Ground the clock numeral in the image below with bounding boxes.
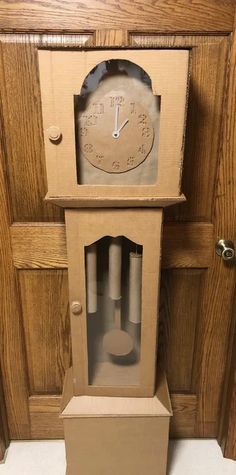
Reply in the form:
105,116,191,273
138,144,146,154
110,96,124,107
142,127,151,138
130,102,136,114
96,153,104,163
79,127,88,137
84,143,93,153
93,103,104,115
81,114,98,126
112,160,120,170
127,157,135,167
138,114,147,125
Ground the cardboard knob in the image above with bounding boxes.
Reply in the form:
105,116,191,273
47,126,61,142
71,301,82,315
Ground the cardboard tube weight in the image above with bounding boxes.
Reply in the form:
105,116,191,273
109,237,122,300
128,252,142,324
86,243,97,314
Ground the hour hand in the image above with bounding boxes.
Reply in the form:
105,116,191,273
112,118,129,139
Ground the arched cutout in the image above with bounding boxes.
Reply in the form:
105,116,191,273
74,58,160,186
80,59,153,96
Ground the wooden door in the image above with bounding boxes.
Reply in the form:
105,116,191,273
0,2,236,454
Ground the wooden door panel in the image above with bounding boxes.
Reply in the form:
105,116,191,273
0,30,235,442
159,269,204,393
19,270,70,394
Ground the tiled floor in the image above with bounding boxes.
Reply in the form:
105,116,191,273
0,439,235,474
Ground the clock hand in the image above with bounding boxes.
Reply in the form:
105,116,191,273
112,118,129,139
117,118,129,133
114,105,119,133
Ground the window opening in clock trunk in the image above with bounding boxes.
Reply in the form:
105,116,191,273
85,235,143,387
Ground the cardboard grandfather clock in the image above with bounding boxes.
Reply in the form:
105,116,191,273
39,48,189,474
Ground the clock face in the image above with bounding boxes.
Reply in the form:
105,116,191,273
79,91,154,174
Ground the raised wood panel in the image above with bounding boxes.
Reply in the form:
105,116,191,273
0,1,234,33
159,270,203,392
28,393,197,439
132,35,229,222
0,43,30,439
10,222,213,270
19,270,71,394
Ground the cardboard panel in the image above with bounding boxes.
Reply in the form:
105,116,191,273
61,368,171,475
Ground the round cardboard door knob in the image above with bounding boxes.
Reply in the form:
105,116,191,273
71,301,82,315
47,126,62,142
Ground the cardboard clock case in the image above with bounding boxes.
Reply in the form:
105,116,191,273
61,367,172,475
38,49,189,208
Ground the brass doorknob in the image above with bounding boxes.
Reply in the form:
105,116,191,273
216,239,235,261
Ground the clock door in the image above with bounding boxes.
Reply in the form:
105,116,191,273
65,209,162,397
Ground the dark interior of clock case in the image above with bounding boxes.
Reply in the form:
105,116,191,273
74,59,161,186
85,236,143,387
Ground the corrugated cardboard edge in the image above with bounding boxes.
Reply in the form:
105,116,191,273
45,193,186,208
60,368,172,419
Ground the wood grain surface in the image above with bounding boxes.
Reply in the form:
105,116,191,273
95,29,128,47
170,394,197,437
159,270,204,392
19,270,71,394
10,222,213,270
0,44,30,439
0,1,234,33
